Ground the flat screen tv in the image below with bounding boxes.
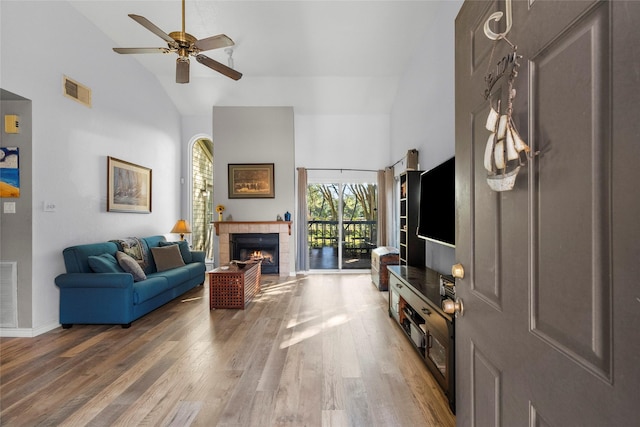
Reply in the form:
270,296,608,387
417,157,455,247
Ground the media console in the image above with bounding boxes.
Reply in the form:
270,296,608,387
387,265,455,413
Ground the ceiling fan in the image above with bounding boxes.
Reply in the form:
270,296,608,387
113,0,242,83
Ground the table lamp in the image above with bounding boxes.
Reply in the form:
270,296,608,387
170,219,192,241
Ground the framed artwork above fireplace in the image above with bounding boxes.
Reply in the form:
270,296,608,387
228,163,275,199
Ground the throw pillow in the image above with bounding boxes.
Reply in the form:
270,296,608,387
150,244,186,272
88,253,124,274
116,251,147,281
159,240,193,263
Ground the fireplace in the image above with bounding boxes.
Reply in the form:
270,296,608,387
230,233,279,274
215,221,291,276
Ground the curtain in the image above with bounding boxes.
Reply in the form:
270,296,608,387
385,167,396,249
296,167,309,272
377,170,387,247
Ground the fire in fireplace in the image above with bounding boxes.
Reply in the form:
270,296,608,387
230,233,279,274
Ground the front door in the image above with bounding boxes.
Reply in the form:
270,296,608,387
455,1,639,425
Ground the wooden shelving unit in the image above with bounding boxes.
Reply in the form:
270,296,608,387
399,170,425,267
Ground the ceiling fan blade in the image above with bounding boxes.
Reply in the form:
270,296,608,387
128,14,175,44
176,58,190,84
196,54,242,81
194,34,234,52
113,47,170,54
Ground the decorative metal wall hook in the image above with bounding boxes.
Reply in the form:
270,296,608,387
484,0,513,41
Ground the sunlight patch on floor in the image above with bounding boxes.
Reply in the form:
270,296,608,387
279,313,351,349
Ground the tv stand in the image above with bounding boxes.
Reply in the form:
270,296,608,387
387,265,455,413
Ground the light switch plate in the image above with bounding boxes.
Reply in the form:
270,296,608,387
44,201,56,212
3,202,16,213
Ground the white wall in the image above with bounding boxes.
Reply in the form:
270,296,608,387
295,114,390,171
389,0,463,273
1,1,183,336
390,0,463,172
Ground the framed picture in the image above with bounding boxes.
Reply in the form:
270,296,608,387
0,147,20,198
107,156,152,213
228,163,275,199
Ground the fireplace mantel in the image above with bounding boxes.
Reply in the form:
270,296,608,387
213,221,292,236
214,221,292,276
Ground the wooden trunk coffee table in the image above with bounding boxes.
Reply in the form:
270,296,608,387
208,261,261,309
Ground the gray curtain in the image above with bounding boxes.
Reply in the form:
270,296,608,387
296,167,308,271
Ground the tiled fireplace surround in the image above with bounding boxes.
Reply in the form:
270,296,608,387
214,221,292,276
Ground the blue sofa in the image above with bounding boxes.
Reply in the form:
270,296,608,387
54,235,206,328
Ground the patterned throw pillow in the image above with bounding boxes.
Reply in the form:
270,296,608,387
159,240,193,263
110,237,149,271
116,251,147,282
150,245,186,272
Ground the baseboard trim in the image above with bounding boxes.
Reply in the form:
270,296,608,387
0,322,60,338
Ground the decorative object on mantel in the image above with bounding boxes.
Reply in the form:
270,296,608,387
216,204,225,221
284,211,291,221
482,0,535,192
276,214,283,221
170,219,191,241
226,214,233,221
228,163,275,199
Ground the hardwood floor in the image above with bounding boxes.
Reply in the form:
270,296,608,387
0,274,455,426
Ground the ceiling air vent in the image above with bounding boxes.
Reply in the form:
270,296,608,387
63,75,92,107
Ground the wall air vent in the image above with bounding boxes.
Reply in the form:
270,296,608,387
0,261,18,328
63,75,92,107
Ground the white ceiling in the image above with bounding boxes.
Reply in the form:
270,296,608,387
69,1,445,116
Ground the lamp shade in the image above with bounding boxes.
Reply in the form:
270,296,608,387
170,220,192,240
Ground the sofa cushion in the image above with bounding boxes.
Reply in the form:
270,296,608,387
150,245,186,272
62,242,120,274
182,262,207,280
87,253,124,274
147,266,191,285
159,240,193,263
133,276,169,304
116,251,147,282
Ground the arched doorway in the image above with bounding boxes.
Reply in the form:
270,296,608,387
191,138,213,260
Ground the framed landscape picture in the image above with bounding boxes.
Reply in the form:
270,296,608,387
228,163,275,199
107,156,152,213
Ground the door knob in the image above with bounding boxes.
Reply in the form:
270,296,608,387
442,297,464,318
451,263,465,279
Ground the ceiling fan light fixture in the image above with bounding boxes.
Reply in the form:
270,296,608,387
225,48,235,69
176,56,190,84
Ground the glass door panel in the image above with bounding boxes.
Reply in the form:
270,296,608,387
307,183,340,269
341,183,377,270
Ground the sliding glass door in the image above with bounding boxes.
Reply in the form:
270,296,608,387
307,180,377,271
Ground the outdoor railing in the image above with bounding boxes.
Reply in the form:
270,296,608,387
308,220,377,254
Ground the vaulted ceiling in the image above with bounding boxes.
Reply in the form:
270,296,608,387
69,1,445,116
